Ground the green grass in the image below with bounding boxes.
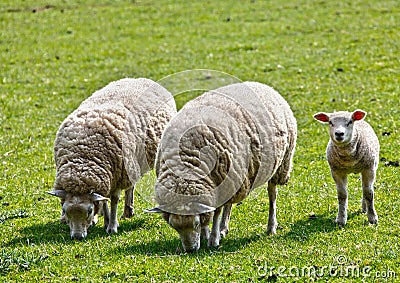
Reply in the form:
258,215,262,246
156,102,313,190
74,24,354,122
1,0,399,282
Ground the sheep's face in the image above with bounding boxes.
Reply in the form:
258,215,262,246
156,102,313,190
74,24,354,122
313,110,366,146
166,213,202,253
62,195,97,240
49,190,109,240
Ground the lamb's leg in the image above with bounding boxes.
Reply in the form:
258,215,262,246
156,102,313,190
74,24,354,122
122,185,134,218
332,171,348,227
220,203,232,238
208,207,222,248
361,169,378,224
106,190,121,234
267,182,278,234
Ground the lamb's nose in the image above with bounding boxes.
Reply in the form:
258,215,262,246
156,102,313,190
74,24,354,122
335,131,344,137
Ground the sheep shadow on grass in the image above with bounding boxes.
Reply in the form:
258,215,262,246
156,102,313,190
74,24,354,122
282,210,363,241
4,218,146,247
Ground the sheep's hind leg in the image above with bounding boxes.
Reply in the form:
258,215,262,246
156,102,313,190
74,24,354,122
208,207,222,248
332,171,348,227
122,185,134,218
267,182,278,234
361,170,378,224
220,203,232,238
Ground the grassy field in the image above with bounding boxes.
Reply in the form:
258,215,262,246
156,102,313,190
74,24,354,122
1,0,399,282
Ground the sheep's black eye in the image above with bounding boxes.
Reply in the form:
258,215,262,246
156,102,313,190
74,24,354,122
347,121,353,127
329,121,333,126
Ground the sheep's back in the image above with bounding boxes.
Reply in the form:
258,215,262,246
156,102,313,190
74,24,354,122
155,81,296,211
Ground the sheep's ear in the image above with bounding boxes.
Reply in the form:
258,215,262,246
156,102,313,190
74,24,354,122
352,110,366,121
48,190,66,199
91,193,110,202
313,112,330,123
144,207,164,213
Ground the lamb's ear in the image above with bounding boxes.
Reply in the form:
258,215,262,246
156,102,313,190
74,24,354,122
91,193,110,202
48,190,67,199
352,109,366,121
144,207,164,213
313,112,330,123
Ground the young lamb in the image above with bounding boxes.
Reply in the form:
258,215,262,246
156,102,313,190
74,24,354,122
49,78,177,240
147,81,297,252
313,109,379,226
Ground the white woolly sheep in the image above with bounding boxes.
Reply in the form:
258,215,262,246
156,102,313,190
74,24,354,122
147,81,297,252
313,109,379,226
49,78,177,240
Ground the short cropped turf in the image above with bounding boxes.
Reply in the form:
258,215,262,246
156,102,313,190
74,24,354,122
0,0,399,282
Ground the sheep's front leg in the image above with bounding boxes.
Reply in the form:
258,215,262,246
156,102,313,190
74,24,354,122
103,201,110,230
220,203,232,238
122,185,134,218
267,182,278,234
201,226,210,241
332,171,348,227
208,207,222,248
107,190,121,234
361,169,378,224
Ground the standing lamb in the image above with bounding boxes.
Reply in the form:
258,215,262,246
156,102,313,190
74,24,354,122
49,78,177,240
147,82,297,252
313,109,379,227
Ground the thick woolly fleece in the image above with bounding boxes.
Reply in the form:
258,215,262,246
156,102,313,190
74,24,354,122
54,78,177,197
154,81,297,214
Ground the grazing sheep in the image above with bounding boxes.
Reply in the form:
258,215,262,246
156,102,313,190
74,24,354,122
313,109,379,226
147,82,297,252
49,78,177,240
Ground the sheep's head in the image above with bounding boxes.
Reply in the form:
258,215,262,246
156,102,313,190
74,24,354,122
313,109,366,146
48,190,109,240
146,206,213,253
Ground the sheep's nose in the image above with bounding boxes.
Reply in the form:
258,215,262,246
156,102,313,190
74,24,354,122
71,233,85,241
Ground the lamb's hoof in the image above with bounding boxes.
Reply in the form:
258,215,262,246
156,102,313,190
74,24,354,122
266,224,277,235
335,219,346,228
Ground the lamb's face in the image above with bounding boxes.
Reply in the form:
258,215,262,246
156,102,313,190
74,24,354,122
327,115,355,145
166,213,202,253
313,110,366,146
62,194,97,240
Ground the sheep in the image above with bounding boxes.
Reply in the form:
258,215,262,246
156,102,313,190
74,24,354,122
147,81,297,252
49,78,177,240
313,109,379,227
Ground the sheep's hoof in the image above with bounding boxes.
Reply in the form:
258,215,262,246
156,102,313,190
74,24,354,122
106,224,118,234
220,228,229,238
208,235,220,248
368,215,378,225
121,207,134,219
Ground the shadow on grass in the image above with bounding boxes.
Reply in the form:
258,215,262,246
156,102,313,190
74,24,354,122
282,210,362,241
113,228,265,256
4,218,146,247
